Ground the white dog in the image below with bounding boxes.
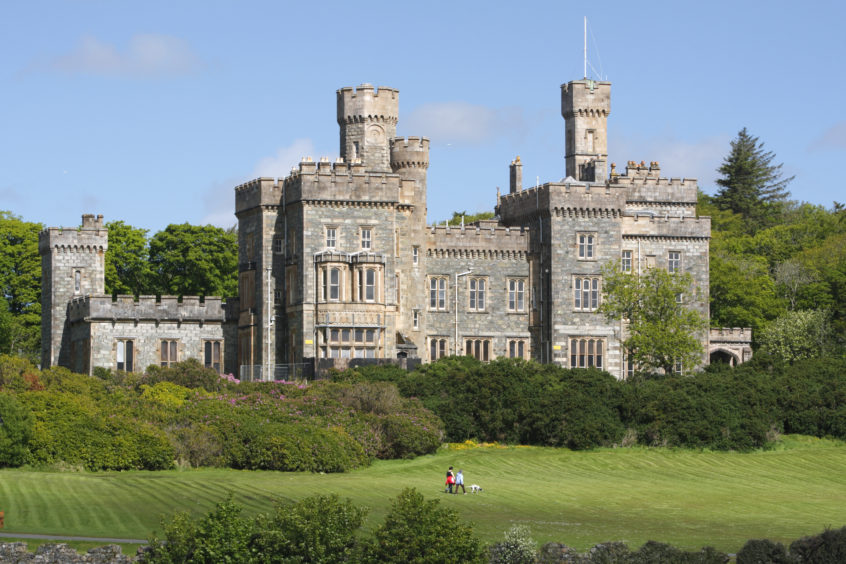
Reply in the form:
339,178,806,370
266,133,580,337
469,484,483,493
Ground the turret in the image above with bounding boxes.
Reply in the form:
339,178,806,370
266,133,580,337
39,214,108,368
561,79,611,182
390,136,430,192
337,84,399,172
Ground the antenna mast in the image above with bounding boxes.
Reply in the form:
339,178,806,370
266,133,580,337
584,16,587,79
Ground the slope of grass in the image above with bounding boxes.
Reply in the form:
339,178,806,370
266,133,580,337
1,436,845,554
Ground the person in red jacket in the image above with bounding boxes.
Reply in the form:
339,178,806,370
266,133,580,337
445,466,455,493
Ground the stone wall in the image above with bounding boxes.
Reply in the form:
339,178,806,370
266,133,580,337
0,542,137,563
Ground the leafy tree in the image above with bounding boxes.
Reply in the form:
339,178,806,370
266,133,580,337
758,309,833,363
145,495,253,564
104,220,151,296
148,223,238,297
361,488,485,564
713,127,793,231
0,392,34,467
0,211,43,359
251,494,367,563
598,262,707,374
709,252,782,332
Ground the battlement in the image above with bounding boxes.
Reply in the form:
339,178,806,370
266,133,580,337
709,327,752,343
428,222,529,254
499,181,627,222
38,214,108,255
67,294,226,323
622,214,711,239
234,177,283,215
337,84,399,124
561,79,611,118
390,136,430,169
281,158,404,205
610,161,698,206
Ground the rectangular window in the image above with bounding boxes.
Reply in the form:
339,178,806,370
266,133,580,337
429,337,448,361
429,277,447,310
355,329,364,343
413,310,419,330
323,267,340,301
668,251,681,273
204,341,221,374
326,227,336,249
464,338,491,362
412,246,419,265
574,276,600,311
570,337,604,369
365,269,376,301
274,289,282,304
626,353,635,378
161,340,178,367
361,228,371,250
508,278,526,311
622,250,632,273
330,328,340,343
116,339,134,372
273,236,282,254
74,270,82,294
508,339,526,359
469,277,486,311
578,234,595,259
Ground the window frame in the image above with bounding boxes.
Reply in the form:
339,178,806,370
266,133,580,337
464,338,491,362
325,226,337,249
429,276,448,311
668,251,681,273
468,277,487,312
116,338,134,372
621,250,633,273
507,339,527,359
160,339,179,367
577,233,596,260
569,337,605,369
204,340,222,374
360,227,372,250
573,276,601,311
507,278,526,312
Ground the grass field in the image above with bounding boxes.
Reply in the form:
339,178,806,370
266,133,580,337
1,436,845,555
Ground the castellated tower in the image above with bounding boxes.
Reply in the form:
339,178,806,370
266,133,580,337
561,80,611,182
391,136,430,344
39,214,108,368
337,84,399,172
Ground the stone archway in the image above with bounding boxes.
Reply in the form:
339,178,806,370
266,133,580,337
710,348,740,366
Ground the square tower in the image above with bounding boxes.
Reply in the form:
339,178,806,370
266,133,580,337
561,80,611,182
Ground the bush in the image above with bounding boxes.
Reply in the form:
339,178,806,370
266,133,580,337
737,538,792,563
488,525,537,564
360,487,485,564
789,526,846,563
143,358,223,391
0,392,33,466
251,494,367,563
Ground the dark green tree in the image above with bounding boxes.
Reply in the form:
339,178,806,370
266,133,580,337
0,212,43,359
713,128,793,231
104,220,151,296
148,223,238,297
445,210,495,225
361,488,485,563
598,262,707,374
0,392,34,467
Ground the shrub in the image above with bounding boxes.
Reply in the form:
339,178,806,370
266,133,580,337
789,526,846,563
488,524,537,564
379,412,442,459
360,487,485,564
736,538,792,563
145,495,253,564
251,494,367,563
167,423,224,468
143,358,223,391
0,392,33,466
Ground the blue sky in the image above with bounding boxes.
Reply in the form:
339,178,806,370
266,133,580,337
2,0,845,234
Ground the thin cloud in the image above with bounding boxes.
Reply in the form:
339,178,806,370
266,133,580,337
809,121,846,152
254,138,317,178
609,134,729,190
403,102,527,145
200,177,241,228
40,34,202,77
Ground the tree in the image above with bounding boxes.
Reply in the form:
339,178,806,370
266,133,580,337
709,252,783,332
0,212,43,359
148,224,238,297
713,128,794,231
0,392,34,467
251,494,367,563
104,220,151,296
361,488,485,564
758,309,833,363
445,210,495,225
598,262,708,374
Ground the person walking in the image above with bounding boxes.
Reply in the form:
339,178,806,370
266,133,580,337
445,466,455,493
454,469,466,494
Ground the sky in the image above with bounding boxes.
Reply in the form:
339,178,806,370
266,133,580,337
2,0,845,234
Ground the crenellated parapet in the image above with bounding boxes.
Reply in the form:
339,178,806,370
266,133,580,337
622,214,711,240
611,161,698,208
38,214,108,255
499,182,627,223
68,294,227,323
709,327,753,343
281,157,406,206
337,84,399,171
427,221,529,259
337,84,399,125
390,137,430,170
234,177,283,215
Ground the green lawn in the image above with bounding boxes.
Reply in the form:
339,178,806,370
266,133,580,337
1,436,845,555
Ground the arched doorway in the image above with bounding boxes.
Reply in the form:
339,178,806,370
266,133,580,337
710,349,739,366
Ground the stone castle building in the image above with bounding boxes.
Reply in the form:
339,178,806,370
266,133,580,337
41,79,751,378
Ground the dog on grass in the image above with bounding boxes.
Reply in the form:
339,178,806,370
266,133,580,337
469,484,483,493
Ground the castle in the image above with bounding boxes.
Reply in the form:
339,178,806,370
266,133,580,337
40,79,752,378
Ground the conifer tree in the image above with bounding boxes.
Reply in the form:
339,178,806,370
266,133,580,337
713,128,793,230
